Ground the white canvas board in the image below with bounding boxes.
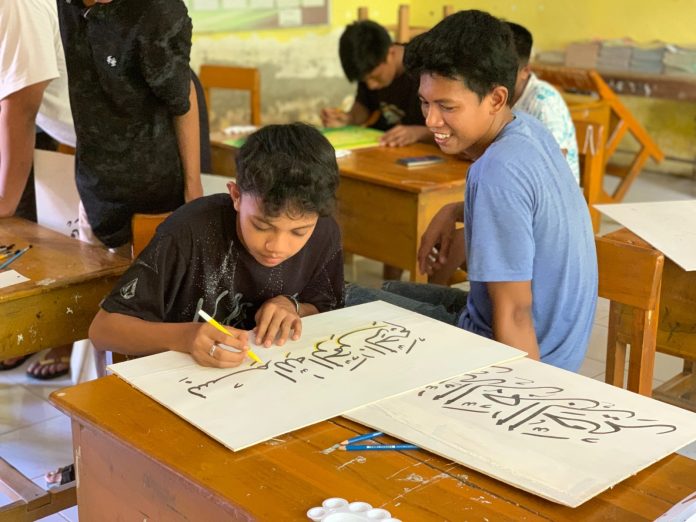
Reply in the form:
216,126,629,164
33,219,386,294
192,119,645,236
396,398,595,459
346,357,696,508
109,301,524,450
595,200,696,271
33,150,80,238
0,270,29,289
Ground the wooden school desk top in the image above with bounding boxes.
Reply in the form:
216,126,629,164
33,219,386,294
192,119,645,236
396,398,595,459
51,375,696,521
0,218,130,359
336,142,468,193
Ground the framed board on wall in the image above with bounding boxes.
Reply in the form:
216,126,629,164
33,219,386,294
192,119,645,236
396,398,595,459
184,0,329,33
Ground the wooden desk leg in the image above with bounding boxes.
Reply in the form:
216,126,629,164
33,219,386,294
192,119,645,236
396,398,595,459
627,309,657,396
606,302,627,388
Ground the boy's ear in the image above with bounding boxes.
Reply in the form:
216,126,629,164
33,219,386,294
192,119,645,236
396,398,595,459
487,85,510,114
227,181,241,211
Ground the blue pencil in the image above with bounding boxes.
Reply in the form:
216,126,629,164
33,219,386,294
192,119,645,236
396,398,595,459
0,245,31,270
340,431,383,445
341,444,419,451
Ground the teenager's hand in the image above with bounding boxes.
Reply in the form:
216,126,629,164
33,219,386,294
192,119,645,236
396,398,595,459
320,108,350,128
254,296,302,348
380,125,428,147
417,202,462,276
185,322,249,368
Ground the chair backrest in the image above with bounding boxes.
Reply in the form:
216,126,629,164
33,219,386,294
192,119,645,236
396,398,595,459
198,65,261,126
357,5,453,43
596,235,663,311
131,212,172,259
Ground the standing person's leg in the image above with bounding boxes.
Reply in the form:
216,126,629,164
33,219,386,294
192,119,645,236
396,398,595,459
345,281,467,325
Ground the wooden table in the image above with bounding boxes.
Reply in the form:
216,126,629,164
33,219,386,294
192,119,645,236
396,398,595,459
0,218,130,359
51,375,696,521
605,228,696,412
210,136,468,283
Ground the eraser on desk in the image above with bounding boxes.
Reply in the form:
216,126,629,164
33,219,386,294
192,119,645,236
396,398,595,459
306,497,401,522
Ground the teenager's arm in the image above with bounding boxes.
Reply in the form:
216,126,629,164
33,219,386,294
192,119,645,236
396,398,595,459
418,201,464,276
487,280,540,360
0,81,50,217
320,100,371,127
174,79,202,202
380,125,433,147
89,309,249,368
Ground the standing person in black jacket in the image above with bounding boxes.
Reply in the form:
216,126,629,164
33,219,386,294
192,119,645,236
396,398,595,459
57,0,202,252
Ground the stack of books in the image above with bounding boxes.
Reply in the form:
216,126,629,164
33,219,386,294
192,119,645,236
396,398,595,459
597,39,633,71
630,43,666,74
564,41,601,69
663,45,696,75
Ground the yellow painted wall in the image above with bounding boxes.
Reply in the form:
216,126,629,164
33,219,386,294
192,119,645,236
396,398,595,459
193,1,696,174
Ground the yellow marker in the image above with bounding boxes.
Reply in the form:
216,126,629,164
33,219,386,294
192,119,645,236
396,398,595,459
197,310,263,364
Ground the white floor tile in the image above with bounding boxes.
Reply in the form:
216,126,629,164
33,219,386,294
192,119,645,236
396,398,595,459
652,352,687,384
0,384,63,435
0,415,73,480
58,505,79,522
578,357,606,379
593,297,610,326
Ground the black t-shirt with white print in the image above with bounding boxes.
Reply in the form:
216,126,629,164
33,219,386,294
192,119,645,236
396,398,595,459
101,194,344,329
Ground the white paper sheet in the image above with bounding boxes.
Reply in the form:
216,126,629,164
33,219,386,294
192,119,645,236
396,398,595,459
595,200,696,271
33,150,80,238
0,270,29,289
109,301,524,450
346,358,696,507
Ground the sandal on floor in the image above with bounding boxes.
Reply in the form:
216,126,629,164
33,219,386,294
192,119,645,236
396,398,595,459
46,464,75,488
26,355,71,380
0,354,31,371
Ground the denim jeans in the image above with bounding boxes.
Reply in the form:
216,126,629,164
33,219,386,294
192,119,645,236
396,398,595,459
345,280,468,325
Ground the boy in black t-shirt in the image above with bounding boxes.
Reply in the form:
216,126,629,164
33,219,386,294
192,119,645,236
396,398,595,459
89,123,344,369
320,20,430,147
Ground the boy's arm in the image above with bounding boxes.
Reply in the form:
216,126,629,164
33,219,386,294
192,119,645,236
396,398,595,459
89,309,250,368
0,81,50,217
320,100,371,127
487,280,540,360
253,296,319,348
379,124,433,147
174,79,202,201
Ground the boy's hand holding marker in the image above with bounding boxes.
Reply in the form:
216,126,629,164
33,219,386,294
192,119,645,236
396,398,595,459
190,320,250,369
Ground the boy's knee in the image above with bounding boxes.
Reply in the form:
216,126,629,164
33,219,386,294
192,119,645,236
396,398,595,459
345,283,380,307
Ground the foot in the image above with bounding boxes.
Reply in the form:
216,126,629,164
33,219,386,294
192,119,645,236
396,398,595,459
46,464,75,488
0,354,31,371
26,345,71,380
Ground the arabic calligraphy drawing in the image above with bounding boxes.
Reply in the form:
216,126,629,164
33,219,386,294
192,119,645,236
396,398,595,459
417,365,677,443
184,321,425,398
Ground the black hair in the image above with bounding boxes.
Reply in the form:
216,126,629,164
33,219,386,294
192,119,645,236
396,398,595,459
506,22,533,66
404,10,518,106
235,123,339,217
339,20,392,82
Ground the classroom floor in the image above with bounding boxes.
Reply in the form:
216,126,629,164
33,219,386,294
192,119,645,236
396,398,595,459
1,170,695,521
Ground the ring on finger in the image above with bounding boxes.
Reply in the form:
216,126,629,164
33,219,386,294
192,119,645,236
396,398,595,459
209,343,218,358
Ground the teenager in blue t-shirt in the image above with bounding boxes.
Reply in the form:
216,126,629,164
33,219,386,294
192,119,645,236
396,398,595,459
345,10,597,371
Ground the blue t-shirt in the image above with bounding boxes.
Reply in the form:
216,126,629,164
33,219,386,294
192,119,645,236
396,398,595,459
457,112,597,371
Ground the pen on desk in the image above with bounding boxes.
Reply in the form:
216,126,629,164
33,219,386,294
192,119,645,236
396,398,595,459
340,431,383,446
340,444,419,452
0,249,19,261
0,245,32,270
197,309,263,364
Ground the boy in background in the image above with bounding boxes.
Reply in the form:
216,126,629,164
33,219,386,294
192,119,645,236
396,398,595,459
320,20,430,147
346,10,597,372
507,21,580,183
89,124,344,365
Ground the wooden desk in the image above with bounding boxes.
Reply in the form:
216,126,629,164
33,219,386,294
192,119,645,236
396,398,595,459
336,144,467,283
605,228,696,411
209,136,468,283
51,375,696,521
0,218,130,360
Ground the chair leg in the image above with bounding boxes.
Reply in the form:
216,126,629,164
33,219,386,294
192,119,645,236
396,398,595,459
626,310,657,396
605,302,626,388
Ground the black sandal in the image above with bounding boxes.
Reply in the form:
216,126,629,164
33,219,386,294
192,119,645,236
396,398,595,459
0,354,31,371
46,464,75,488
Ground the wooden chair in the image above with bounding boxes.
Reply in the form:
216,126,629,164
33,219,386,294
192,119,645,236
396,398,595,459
131,212,172,258
199,64,261,126
596,234,664,396
531,64,664,204
357,5,454,43
571,100,611,232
